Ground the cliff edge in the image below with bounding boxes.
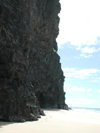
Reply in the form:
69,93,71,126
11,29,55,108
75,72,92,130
0,0,68,122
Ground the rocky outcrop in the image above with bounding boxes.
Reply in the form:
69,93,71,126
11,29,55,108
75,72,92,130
0,0,67,122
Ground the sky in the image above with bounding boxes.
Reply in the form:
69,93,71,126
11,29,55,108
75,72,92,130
57,0,100,108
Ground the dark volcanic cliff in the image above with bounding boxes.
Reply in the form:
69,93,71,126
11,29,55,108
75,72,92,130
0,0,67,122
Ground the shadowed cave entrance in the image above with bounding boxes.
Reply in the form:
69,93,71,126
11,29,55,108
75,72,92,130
0,90,10,121
36,92,57,108
37,93,46,108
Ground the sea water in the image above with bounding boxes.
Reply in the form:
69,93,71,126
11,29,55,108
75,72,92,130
72,107,100,113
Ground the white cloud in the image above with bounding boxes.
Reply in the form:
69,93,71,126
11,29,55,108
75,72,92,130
89,94,93,97
65,98,97,108
78,47,100,54
64,84,93,94
63,68,100,79
76,46,100,58
57,0,100,49
87,88,92,92
80,54,92,58
81,47,95,54
97,89,100,93
63,68,75,72
67,86,85,93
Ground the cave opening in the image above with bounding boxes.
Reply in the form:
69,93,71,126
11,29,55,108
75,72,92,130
0,5,2,15
36,93,46,108
36,91,59,109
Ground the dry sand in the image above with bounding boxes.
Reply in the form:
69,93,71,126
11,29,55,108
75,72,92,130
0,109,100,133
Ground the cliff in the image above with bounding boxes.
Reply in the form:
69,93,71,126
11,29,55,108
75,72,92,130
0,0,67,122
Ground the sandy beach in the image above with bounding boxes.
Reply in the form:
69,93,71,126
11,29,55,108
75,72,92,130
0,109,100,133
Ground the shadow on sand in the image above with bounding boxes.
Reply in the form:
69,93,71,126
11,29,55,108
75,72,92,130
44,109,64,112
0,121,14,128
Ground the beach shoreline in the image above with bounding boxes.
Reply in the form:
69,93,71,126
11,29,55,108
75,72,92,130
0,109,100,133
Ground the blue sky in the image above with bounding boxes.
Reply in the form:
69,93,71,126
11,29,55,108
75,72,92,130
57,0,100,108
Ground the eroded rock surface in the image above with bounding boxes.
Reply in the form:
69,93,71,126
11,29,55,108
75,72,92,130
0,0,67,122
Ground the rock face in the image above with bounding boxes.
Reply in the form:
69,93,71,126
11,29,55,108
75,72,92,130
0,0,67,122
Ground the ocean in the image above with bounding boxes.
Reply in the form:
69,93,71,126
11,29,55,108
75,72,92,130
72,107,100,113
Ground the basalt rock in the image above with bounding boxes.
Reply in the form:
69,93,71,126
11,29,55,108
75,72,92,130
0,0,67,122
